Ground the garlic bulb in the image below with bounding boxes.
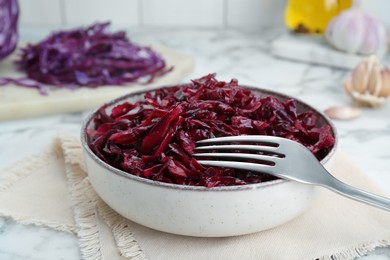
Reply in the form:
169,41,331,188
325,1,388,56
344,56,390,107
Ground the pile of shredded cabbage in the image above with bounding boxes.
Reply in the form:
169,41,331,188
0,22,171,94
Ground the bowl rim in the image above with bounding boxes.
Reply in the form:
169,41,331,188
81,84,338,192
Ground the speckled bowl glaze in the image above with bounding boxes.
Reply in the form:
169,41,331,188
81,85,338,237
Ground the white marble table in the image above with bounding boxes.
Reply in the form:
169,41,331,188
0,28,389,260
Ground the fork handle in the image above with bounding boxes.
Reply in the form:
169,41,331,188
324,177,390,212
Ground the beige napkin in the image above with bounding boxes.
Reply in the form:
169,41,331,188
0,134,389,260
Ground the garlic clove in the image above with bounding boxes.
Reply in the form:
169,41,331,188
379,69,390,97
366,60,382,96
344,74,353,94
351,61,369,93
324,106,361,120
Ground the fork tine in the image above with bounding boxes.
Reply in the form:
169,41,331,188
196,135,282,146
193,153,280,165
194,144,283,156
196,160,277,176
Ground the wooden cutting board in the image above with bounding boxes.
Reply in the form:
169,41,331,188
0,45,195,121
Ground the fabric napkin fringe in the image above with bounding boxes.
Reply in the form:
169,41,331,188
96,199,147,259
319,239,390,260
0,211,75,234
58,134,146,260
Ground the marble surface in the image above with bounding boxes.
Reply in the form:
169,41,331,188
0,28,390,260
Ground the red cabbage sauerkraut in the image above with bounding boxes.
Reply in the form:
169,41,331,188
87,74,335,187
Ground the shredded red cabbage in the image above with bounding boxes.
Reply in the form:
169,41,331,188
0,0,18,60
0,22,171,94
87,74,335,187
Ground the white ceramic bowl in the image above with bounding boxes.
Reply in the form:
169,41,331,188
81,86,337,237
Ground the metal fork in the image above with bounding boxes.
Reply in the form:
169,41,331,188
194,135,390,212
